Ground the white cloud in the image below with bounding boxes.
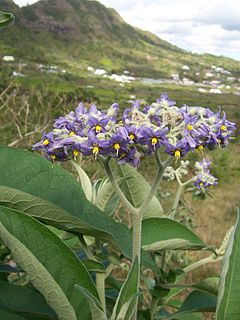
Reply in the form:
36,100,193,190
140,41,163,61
100,0,240,60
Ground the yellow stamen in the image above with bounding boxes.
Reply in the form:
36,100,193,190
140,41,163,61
151,137,158,145
73,150,79,157
114,143,120,156
118,120,123,125
69,131,75,137
93,146,99,155
95,125,102,133
43,139,49,146
187,124,193,131
114,143,120,150
129,133,135,141
174,150,181,158
220,125,227,131
50,154,56,161
200,182,204,187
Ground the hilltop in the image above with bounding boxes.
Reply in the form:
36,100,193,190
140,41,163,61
1,0,240,78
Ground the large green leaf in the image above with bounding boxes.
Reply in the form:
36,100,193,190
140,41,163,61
0,310,27,320
0,11,14,28
0,147,131,257
75,285,107,320
177,290,217,314
160,291,216,319
142,218,206,251
193,277,219,296
71,161,93,202
0,186,158,271
0,280,57,319
0,206,99,320
216,211,240,320
93,178,119,216
111,258,139,320
117,164,163,218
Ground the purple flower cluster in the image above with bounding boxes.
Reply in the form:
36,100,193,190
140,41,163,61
33,93,236,167
193,158,218,190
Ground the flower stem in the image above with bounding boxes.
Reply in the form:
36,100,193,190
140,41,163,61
96,272,106,313
101,157,137,214
138,155,172,215
103,154,171,320
183,254,223,274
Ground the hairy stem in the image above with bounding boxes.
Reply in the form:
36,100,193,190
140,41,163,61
183,254,223,274
170,183,184,219
96,272,106,313
101,157,137,214
103,154,171,320
169,171,194,219
138,155,172,215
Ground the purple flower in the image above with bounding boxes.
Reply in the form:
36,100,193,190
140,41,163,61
194,159,218,190
107,127,129,157
80,133,108,159
32,93,236,167
117,148,141,167
156,92,176,107
164,139,189,158
88,115,109,134
32,132,54,150
138,126,168,152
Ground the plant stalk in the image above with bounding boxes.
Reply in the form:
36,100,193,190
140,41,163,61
104,153,171,320
183,254,223,274
96,272,106,313
101,157,137,214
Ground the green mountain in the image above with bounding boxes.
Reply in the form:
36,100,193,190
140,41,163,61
1,0,240,77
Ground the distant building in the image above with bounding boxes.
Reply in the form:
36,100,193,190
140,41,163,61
182,65,190,71
87,66,94,72
209,88,222,94
198,88,206,93
171,73,179,81
3,55,15,62
205,72,214,78
12,71,24,77
94,69,107,76
226,77,236,82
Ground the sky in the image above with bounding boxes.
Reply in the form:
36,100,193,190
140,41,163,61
13,0,240,61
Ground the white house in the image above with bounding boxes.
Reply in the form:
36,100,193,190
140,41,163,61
3,55,15,62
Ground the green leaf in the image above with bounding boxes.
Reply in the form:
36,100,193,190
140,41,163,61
117,164,163,218
116,293,139,320
178,290,216,314
82,260,105,272
0,280,57,319
0,11,14,28
216,211,240,320
193,277,219,296
0,147,132,258
142,218,206,251
0,310,28,320
75,285,107,320
94,178,119,216
111,258,139,320
71,161,93,202
160,291,216,319
170,314,203,320
0,206,99,320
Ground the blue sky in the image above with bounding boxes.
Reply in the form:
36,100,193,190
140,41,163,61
13,0,240,61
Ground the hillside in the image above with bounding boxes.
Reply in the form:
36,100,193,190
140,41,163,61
1,0,240,77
